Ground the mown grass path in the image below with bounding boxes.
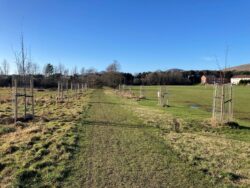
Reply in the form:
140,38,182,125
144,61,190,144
63,89,212,187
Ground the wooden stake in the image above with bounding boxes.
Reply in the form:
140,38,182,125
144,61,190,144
159,86,162,106
212,84,217,119
61,82,64,99
13,79,18,123
66,80,69,100
230,84,233,121
30,78,34,118
220,84,225,123
140,85,143,98
24,77,27,119
57,81,60,100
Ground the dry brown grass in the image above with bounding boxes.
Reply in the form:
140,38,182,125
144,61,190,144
0,88,90,187
115,89,139,100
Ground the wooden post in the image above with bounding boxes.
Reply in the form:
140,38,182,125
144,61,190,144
163,93,165,106
66,80,69,100
30,78,34,118
13,79,18,123
74,83,77,97
161,87,163,106
212,84,217,119
230,84,233,120
61,82,64,100
140,85,143,98
57,81,60,100
228,84,233,121
220,85,225,123
166,87,169,107
159,87,162,106
157,87,160,105
24,77,27,119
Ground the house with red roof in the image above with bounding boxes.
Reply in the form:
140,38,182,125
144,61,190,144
231,75,250,85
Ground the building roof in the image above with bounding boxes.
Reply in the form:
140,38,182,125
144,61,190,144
202,75,216,79
231,75,250,79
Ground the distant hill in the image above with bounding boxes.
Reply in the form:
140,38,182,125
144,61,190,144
225,64,250,71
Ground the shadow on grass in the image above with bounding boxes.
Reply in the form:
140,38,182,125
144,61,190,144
89,101,142,107
89,101,125,105
237,125,250,130
82,119,151,130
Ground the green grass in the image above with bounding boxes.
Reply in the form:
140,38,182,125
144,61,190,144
63,89,214,187
0,125,16,135
128,85,250,124
1,86,250,187
114,86,250,186
125,85,250,143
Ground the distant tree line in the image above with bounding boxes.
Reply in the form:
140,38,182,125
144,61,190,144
2,35,250,88
1,58,250,88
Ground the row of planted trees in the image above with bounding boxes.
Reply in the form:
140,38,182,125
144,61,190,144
10,35,90,123
118,83,233,126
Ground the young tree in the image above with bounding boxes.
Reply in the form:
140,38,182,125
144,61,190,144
71,66,78,76
64,68,69,77
57,63,65,75
104,60,122,87
44,63,54,77
32,62,40,75
106,60,120,72
26,58,33,75
1,59,9,76
14,35,27,76
86,68,96,74
80,67,85,76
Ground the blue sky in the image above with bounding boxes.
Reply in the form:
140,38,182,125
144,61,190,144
1,0,250,73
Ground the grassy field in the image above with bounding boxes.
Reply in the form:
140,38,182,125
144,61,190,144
123,85,250,142
0,86,250,187
0,88,90,187
127,85,250,125
63,89,213,187
115,85,250,186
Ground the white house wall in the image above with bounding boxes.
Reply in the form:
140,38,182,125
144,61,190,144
231,78,250,84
